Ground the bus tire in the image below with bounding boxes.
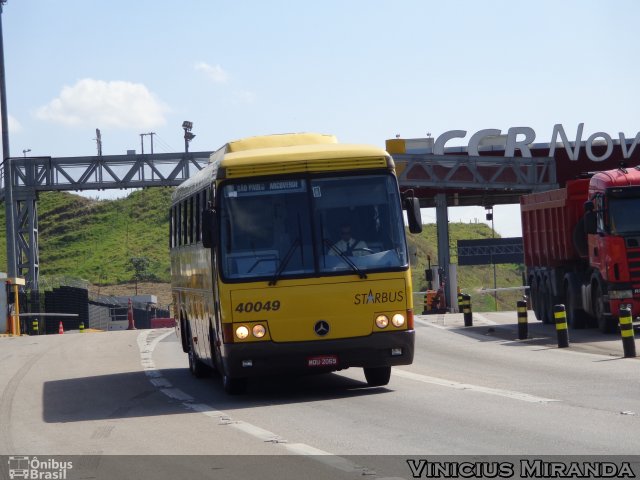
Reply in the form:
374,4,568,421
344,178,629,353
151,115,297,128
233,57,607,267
188,332,208,378
363,366,391,387
223,374,248,395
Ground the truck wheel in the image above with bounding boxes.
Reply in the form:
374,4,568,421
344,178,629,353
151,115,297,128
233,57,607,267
364,366,391,387
593,284,616,334
566,285,587,329
540,278,553,324
530,277,543,321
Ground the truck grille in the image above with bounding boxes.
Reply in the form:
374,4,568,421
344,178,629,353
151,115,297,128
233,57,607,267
628,249,640,281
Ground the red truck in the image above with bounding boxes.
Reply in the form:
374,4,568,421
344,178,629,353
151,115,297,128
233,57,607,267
521,165,640,333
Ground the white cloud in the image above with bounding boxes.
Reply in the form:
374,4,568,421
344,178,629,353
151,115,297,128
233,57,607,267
35,78,169,129
195,62,229,84
8,115,22,133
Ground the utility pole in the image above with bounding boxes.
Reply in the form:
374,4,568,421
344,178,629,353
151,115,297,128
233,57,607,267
1,0,17,279
95,129,102,156
140,132,155,154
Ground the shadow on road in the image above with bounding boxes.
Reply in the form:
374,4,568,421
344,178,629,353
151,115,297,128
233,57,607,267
419,313,632,358
42,367,390,423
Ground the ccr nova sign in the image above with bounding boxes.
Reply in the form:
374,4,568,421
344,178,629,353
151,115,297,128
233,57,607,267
431,123,640,162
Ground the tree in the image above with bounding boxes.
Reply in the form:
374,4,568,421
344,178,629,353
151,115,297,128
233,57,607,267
128,256,152,295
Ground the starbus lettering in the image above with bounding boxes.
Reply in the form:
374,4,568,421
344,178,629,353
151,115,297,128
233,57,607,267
354,290,404,305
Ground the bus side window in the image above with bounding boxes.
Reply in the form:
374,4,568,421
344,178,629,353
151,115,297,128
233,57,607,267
182,200,188,245
195,192,201,243
170,206,175,248
177,203,182,246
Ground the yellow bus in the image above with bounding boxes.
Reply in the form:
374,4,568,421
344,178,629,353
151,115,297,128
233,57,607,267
170,133,422,394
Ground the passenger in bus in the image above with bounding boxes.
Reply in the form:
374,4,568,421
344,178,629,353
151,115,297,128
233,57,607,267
329,224,369,256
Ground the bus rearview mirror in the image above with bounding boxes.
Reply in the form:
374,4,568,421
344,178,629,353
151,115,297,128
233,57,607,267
405,197,423,234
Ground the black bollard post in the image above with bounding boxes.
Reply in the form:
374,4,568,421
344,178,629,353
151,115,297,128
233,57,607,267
554,304,569,348
619,306,636,358
457,291,463,313
517,300,528,340
462,294,473,327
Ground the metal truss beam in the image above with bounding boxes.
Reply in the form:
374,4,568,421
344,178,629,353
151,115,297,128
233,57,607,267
395,154,557,192
2,151,211,198
1,151,211,293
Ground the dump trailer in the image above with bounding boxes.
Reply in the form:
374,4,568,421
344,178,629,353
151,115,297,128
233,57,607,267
521,165,640,333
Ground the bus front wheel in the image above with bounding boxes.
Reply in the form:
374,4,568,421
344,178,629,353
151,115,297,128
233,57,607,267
363,366,391,387
188,333,208,378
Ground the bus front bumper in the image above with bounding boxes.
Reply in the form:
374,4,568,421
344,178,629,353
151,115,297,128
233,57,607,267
221,330,415,378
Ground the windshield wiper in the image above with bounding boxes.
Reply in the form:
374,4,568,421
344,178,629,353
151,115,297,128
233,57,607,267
323,239,367,279
269,238,300,286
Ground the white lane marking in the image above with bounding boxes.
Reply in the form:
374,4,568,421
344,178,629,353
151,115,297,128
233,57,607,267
136,330,380,478
392,369,559,403
472,313,499,325
415,314,497,328
414,317,448,330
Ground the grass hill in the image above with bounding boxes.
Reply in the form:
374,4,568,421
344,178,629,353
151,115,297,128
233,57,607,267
0,188,173,284
0,190,524,311
408,223,526,312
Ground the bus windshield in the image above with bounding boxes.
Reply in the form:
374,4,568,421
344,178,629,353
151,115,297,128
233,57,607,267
219,174,408,281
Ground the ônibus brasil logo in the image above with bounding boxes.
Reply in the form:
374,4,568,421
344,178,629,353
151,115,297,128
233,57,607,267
7,456,73,480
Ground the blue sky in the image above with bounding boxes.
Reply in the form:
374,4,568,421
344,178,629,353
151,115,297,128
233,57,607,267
3,0,640,237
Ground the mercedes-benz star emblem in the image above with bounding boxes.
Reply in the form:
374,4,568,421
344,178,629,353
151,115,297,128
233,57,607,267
314,320,330,336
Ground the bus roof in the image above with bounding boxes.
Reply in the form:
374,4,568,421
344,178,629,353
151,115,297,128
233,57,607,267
214,133,391,179
172,133,393,203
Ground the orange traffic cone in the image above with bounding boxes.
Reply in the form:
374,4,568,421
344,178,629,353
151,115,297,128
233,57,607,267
127,298,136,330
58,321,64,334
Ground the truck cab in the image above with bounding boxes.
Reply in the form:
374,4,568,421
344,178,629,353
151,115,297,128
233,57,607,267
582,167,640,331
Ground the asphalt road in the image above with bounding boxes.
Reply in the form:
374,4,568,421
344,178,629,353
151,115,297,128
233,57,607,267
0,311,639,478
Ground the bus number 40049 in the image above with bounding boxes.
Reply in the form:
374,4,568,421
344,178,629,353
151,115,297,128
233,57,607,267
235,300,281,313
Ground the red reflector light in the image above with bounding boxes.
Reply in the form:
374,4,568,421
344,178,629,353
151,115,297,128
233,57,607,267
407,309,414,329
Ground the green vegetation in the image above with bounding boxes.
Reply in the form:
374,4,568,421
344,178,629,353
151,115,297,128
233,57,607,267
1,190,524,310
408,223,526,312
0,188,173,284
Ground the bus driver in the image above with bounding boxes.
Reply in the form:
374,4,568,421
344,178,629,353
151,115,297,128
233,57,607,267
329,224,368,256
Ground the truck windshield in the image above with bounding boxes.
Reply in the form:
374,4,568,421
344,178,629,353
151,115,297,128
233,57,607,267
608,197,640,235
219,174,408,281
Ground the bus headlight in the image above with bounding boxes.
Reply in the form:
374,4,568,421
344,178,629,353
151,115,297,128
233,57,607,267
375,315,389,329
392,313,405,327
252,324,266,338
235,326,249,340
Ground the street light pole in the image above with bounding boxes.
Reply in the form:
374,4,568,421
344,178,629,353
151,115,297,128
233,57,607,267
182,121,195,153
1,0,18,279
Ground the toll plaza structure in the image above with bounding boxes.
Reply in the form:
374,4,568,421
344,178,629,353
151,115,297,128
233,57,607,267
389,123,640,307
2,123,640,313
